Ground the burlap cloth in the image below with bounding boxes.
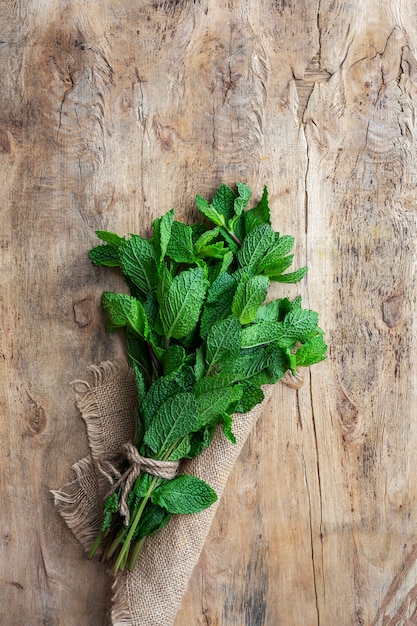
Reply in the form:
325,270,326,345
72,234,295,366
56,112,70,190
53,360,288,626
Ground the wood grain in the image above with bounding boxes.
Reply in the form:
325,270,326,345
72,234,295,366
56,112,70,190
1,1,417,624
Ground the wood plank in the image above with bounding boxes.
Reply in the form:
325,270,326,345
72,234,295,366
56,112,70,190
1,1,417,624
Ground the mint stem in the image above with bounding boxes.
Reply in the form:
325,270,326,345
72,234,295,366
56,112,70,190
227,229,242,247
147,342,162,377
113,476,159,573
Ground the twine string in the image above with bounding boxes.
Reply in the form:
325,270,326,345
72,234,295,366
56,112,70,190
104,442,180,525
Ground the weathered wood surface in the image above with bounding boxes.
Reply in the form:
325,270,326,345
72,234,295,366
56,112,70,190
1,1,417,624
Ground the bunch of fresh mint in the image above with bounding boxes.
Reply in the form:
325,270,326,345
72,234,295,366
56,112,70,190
87,183,326,573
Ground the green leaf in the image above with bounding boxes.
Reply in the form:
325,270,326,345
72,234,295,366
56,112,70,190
244,186,270,233
153,209,174,269
193,375,243,427
141,375,187,429
196,241,227,259
237,224,275,272
152,475,217,514
166,221,196,264
221,412,236,444
205,315,241,374
132,362,146,407
160,267,208,339
254,300,280,323
283,308,319,342
193,227,221,254
232,275,269,325
102,292,148,337
270,266,308,283
194,345,205,381
233,182,251,217
144,392,200,453
134,502,172,541
157,264,173,307
196,195,226,228
233,383,264,414
89,244,121,267
200,273,238,338
120,235,158,294
257,236,294,272
206,272,237,304
212,184,236,221
241,320,286,348
133,472,154,498
95,230,125,247
166,434,191,460
186,426,216,458
259,254,294,278
295,335,327,367
100,492,119,531
286,348,298,375
162,344,186,377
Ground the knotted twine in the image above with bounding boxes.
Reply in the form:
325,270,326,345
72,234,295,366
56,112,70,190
101,443,180,525
53,360,300,626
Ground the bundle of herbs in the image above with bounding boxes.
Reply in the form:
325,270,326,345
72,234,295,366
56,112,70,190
87,182,326,573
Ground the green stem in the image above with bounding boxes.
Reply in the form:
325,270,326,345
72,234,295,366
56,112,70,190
127,537,146,572
226,228,242,247
113,476,159,573
87,529,104,560
105,525,128,559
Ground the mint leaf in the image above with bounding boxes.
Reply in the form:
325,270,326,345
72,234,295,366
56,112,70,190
166,221,196,264
259,254,294,278
162,344,186,377
196,195,226,227
187,426,216,458
95,230,125,247
244,186,270,233
144,392,200,453
160,267,208,339
295,335,327,367
270,266,308,283
153,209,174,269
200,272,238,338
141,376,186,429
205,315,241,374
237,224,275,272
232,275,269,325
193,375,243,427
221,412,236,444
212,184,236,221
152,475,217,514
120,235,158,294
241,320,286,348
234,182,251,217
166,434,191,460
257,235,294,272
157,264,173,307
134,502,172,541
194,227,220,254
283,308,319,342
102,292,148,337
233,382,264,414
254,300,280,323
89,244,121,267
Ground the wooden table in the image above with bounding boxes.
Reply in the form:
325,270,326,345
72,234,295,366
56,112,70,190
1,2,416,624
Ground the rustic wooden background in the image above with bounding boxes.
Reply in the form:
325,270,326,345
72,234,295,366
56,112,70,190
1,1,417,624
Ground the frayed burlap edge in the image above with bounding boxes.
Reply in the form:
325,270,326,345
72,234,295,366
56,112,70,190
53,361,281,626
71,360,136,466
51,456,109,551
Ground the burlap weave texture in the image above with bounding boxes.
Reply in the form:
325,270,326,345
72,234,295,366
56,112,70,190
53,360,273,626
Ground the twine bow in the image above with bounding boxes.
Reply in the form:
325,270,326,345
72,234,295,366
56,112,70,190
101,442,181,525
